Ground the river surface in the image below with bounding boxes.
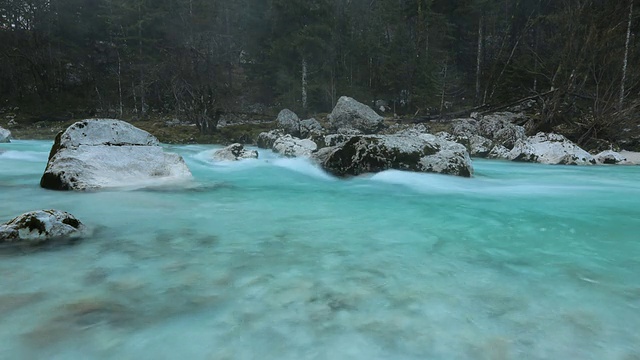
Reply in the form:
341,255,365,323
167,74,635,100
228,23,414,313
1,140,639,359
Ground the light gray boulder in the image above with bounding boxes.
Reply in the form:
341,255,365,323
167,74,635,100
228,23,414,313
213,143,258,161
276,109,300,137
443,126,494,157
328,96,384,134
479,112,527,149
315,134,473,177
487,145,511,160
508,132,596,165
273,135,318,158
257,130,284,149
594,150,627,165
300,118,323,138
0,210,86,245
452,113,526,152
0,126,11,143
40,119,192,191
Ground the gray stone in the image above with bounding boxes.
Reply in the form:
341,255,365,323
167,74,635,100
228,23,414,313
315,134,473,177
478,112,527,149
276,109,300,136
328,96,384,134
257,130,284,149
299,118,323,138
40,119,192,191
594,150,627,165
0,126,11,143
0,210,86,245
213,143,258,161
273,135,318,158
487,145,511,160
508,132,596,165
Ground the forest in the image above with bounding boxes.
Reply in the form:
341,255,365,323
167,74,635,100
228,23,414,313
0,0,638,144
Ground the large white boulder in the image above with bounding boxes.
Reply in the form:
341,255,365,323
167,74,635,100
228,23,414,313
212,143,258,161
314,134,473,177
40,119,192,190
328,96,384,134
276,109,300,137
0,126,11,143
273,135,318,158
508,132,596,165
0,210,86,245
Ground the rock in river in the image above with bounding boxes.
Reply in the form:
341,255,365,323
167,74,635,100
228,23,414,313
40,119,192,190
0,210,86,245
315,134,473,177
508,132,596,165
212,143,258,161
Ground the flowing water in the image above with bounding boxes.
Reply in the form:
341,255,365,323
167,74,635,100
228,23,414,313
1,140,639,359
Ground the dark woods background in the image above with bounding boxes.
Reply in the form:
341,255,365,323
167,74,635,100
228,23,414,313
1,0,638,141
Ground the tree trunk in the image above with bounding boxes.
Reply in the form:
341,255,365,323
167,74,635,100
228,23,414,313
440,59,448,115
301,57,308,112
476,15,484,105
620,0,633,109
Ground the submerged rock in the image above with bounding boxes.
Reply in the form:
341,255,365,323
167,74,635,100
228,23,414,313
0,210,86,245
508,132,596,165
273,135,318,158
276,109,300,137
328,96,384,134
212,143,258,161
40,119,192,190
0,126,11,143
315,134,473,177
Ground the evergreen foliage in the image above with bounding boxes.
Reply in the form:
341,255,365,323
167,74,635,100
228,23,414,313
0,0,638,141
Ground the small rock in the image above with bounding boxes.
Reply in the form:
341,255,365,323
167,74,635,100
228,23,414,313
594,150,627,165
212,143,258,161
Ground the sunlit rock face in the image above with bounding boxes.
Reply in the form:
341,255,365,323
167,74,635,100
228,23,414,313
40,119,192,191
328,96,384,134
314,133,473,178
0,210,86,245
508,132,596,165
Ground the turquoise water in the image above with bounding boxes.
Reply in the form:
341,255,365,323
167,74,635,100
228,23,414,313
1,140,639,359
